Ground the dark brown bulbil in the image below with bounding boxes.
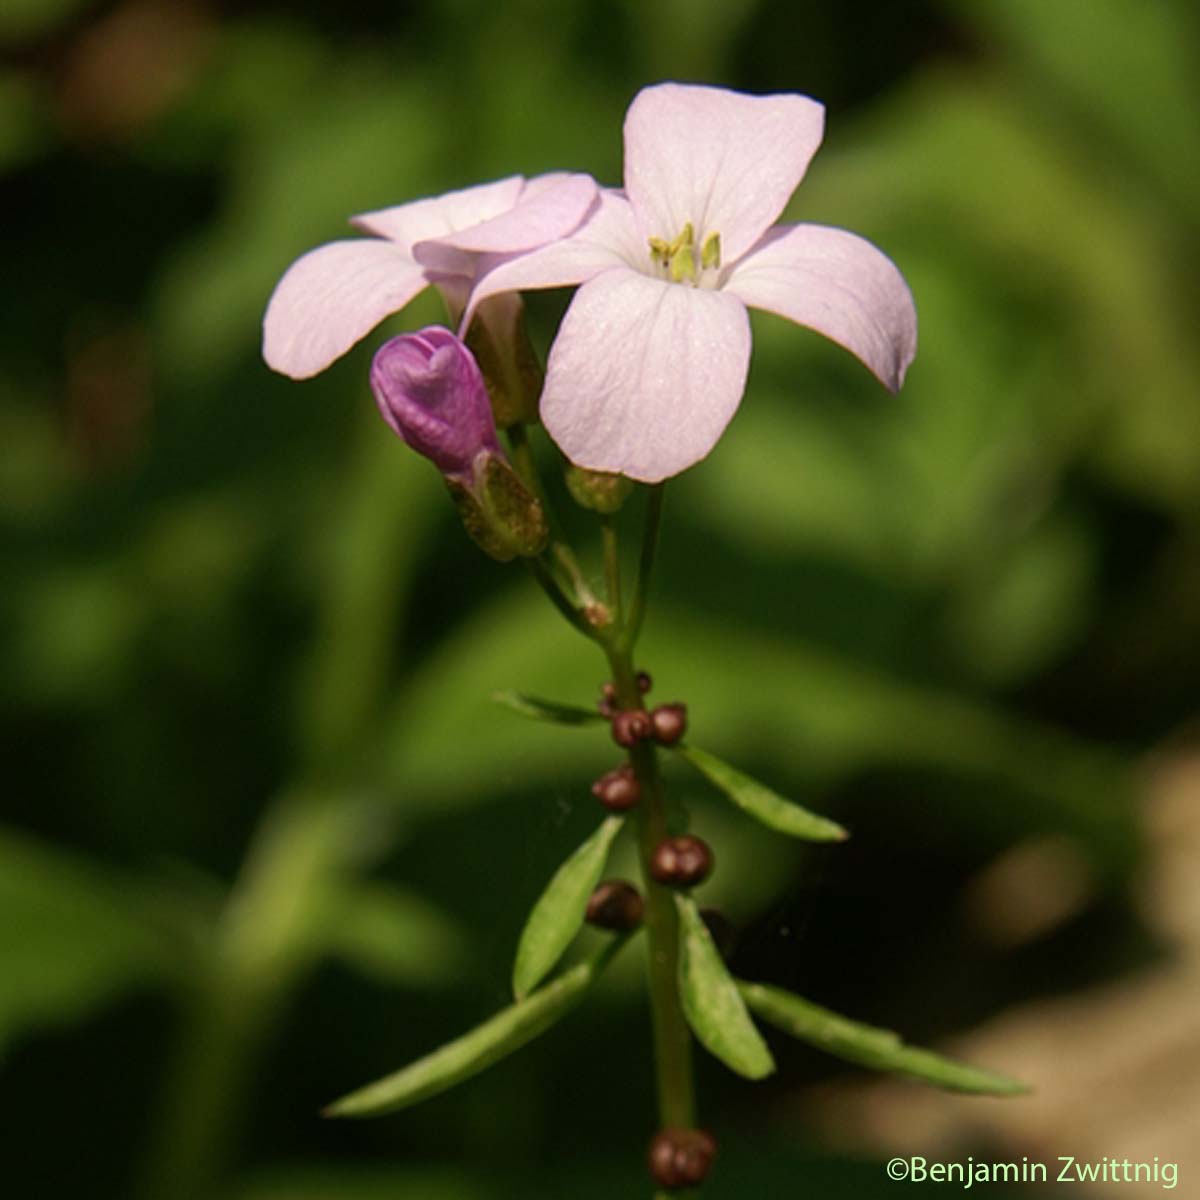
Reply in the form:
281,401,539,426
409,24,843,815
649,834,714,887
636,670,653,693
611,708,653,747
585,880,644,931
649,702,687,745
591,763,641,810
647,1128,717,1190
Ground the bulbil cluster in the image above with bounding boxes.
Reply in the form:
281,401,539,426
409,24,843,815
591,678,714,892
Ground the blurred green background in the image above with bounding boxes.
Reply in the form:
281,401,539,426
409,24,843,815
2,0,1199,1196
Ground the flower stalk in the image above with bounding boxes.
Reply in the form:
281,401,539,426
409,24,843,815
599,486,696,1140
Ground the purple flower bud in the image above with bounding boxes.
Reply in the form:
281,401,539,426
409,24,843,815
370,327,501,480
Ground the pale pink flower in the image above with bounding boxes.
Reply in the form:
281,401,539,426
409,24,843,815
263,173,596,380
465,83,918,483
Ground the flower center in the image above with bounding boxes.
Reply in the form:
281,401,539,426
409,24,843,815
647,223,721,287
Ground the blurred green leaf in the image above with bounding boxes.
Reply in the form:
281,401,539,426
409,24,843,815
675,893,774,1080
513,815,624,998
492,689,606,727
674,743,848,842
946,512,1096,686
948,0,1200,211
739,979,1027,1095
325,940,627,1118
322,881,467,990
0,829,166,1055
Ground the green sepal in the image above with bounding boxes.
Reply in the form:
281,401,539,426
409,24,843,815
675,893,775,1080
512,815,625,998
491,690,606,726
565,465,634,514
674,743,848,842
324,940,628,1118
738,980,1029,1096
464,292,543,427
447,452,548,562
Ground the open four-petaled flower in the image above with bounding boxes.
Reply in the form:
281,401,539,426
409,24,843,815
263,173,596,380
263,83,916,485
466,83,917,482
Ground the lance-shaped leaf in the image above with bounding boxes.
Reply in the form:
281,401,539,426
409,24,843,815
492,689,606,726
512,815,625,998
738,980,1028,1095
674,743,847,842
676,893,775,1080
325,940,627,1118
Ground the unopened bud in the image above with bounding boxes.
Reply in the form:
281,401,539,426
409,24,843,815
591,763,641,811
371,326,501,477
565,464,634,514
611,709,653,748
598,682,617,717
586,880,644,931
636,670,653,694
650,835,713,887
650,702,687,746
371,328,548,561
648,1128,717,1190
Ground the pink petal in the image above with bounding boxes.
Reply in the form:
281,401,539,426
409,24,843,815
350,176,524,248
415,173,597,263
541,269,751,483
624,83,825,264
460,189,641,330
724,223,917,391
262,239,428,379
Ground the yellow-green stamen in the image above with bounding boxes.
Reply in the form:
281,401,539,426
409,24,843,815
647,222,719,284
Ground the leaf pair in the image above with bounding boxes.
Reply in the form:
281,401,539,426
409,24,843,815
674,889,1024,1095
494,689,847,843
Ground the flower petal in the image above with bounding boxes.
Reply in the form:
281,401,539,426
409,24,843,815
415,173,597,264
724,223,917,391
262,239,428,379
351,176,524,248
460,190,641,330
624,83,825,264
541,269,751,483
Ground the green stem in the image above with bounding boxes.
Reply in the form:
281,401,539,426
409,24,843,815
601,514,622,625
504,421,543,502
526,554,602,641
609,644,696,1133
597,486,695,1143
620,484,665,653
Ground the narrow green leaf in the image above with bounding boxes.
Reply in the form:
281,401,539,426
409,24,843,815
491,689,606,726
325,941,626,1118
675,743,848,842
675,894,775,1080
738,980,1028,1095
512,815,624,998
